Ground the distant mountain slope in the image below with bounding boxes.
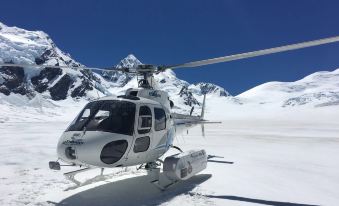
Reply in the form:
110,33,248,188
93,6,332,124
237,68,339,107
0,22,229,114
104,63,230,114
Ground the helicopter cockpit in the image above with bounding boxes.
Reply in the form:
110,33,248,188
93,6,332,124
67,100,136,136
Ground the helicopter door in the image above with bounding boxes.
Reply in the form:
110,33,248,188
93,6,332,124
132,105,153,162
153,107,168,156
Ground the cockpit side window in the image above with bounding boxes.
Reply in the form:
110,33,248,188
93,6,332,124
133,136,150,153
154,108,166,131
138,106,152,134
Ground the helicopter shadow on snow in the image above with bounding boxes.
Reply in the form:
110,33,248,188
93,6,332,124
188,194,320,206
54,173,212,206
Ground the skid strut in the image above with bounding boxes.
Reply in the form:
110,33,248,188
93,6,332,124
144,161,179,191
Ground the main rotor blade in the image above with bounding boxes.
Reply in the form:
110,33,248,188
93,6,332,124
0,63,128,72
166,36,339,70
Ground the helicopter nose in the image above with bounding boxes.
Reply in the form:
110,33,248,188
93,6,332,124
100,140,128,164
56,136,84,163
57,131,132,167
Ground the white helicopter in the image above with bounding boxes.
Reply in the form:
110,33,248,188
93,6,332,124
2,36,339,189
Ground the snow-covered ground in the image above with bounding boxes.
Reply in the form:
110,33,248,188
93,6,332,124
0,104,339,206
1,65,339,206
1,20,339,206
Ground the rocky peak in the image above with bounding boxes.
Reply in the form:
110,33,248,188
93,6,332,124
116,54,141,69
101,54,142,86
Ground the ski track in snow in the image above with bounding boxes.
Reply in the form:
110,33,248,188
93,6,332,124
0,118,339,206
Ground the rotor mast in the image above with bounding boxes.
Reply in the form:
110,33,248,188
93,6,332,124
135,64,158,89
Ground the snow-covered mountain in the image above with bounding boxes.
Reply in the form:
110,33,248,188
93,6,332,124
101,54,141,87
0,22,109,103
0,22,228,115
237,68,339,108
189,82,230,97
1,20,339,121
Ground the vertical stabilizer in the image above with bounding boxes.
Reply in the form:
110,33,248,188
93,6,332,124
201,94,206,119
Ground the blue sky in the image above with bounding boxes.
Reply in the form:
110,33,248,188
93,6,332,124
1,0,339,95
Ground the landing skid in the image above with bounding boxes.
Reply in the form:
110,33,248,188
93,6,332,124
63,164,176,191
62,167,118,191
64,167,95,186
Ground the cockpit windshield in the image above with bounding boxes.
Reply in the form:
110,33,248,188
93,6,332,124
67,100,136,135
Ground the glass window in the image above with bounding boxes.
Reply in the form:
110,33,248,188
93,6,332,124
101,140,128,164
154,108,166,131
82,109,90,118
133,136,150,153
67,100,136,136
138,106,152,134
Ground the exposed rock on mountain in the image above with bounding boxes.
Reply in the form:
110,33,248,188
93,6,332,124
101,54,141,86
178,86,201,106
0,22,230,114
0,22,107,101
11,21,338,112
189,82,230,96
0,65,28,96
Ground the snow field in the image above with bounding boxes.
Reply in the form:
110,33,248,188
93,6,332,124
1,114,339,205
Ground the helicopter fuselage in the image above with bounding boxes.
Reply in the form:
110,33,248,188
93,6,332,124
56,89,177,168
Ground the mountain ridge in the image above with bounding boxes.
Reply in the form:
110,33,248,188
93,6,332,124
1,21,339,115
237,68,339,107
0,22,228,114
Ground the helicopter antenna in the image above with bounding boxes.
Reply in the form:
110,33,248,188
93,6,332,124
201,94,206,119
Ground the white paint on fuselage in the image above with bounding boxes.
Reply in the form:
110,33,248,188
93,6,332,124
57,94,176,168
